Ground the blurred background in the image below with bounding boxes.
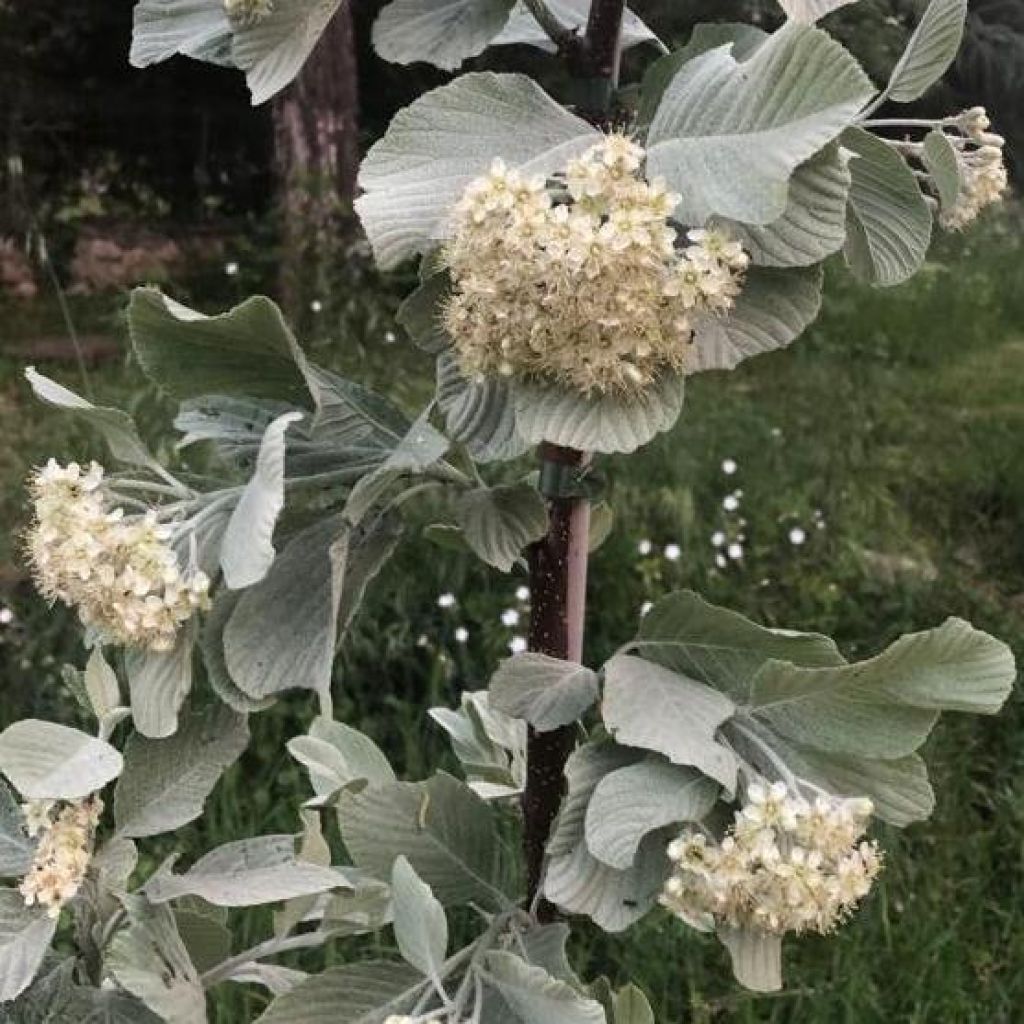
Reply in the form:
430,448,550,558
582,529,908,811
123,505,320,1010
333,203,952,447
1,0,1023,1020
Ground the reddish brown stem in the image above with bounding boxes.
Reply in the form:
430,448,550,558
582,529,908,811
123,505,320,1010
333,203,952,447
524,445,591,911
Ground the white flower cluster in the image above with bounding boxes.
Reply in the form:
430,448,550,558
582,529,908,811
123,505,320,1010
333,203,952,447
443,136,748,396
223,0,273,24
19,797,102,917
661,781,882,936
939,108,1008,231
26,460,210,651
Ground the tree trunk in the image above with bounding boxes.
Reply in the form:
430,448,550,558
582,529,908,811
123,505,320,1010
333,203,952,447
271,2,360,317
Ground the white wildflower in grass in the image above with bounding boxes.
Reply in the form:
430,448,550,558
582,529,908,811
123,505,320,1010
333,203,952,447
442,136,748,396
788,526,807,546
509,635,528,654
223,0,273,24
436,592,456,609
722,458,738,475
723,494,740,512
637,538,653,556
664,543,681,562
19,796,102,918
715,553,728,569
661,782,881,938
936,108,1008,231
501,608,520,627
453,626,469,644
0,607,12,624
727,542,744,561
640,600,654,617
26,461,210,651
711,531,726,548
310,299,323,313
224,260,239,276
515,585,530,603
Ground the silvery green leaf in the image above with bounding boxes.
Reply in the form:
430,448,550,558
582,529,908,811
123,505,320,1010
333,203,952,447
231,0,342,105
638,22,767,127
516,922,577,984
647,24,873,225
129,0,234,67
83,649,121,722
0,782,33,877
24,368,162,472
70,990,164,1022
254,961,426,1023
489,653,599,731
588,501,614,553
397,272,451,354
288,718,396,800
113,705,249,838
221,411,303,589
437,351,528,463
747,616,1014,758
224,963,308,996
630,590,844,701
717,926,782,993
494,0,656,53
689,265,824,374
602,655,738,792
0,722,122,801
514,373,684,455
456,484,547,573
125,628,195,739
106,896,206,1024
223,516,347,700
732,730,935,826
0,959,76,1022
922,128,962,211
344,409,451,525
543,743,668,932
391,856,448,977
0,890,57,1001
201,591,276,714
372,0,515,71
719,145,852,267
145,836,349,906
584,757,718,870
842,127,932,286
429,691,526,800
319,872,394,937
778,0,861,23
484,952,605,1024
174,906,232,974
310,367,415,453
127,288,315,407
338,773,513,910
92,838,140,900
884,0,967,103
612,983,654,1024
271,809,332,939
355,72,599,268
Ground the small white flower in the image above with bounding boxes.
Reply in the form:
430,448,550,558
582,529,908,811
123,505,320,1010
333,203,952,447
515,585,530,603
384,330,397,344
715,554,728,569
310,299,323,313
0,607,12,625
640,601,653,617
500,608,520,627
664,543,681,562
509,635,528,655
437,593,456,609
788,527,807,546
727,542,743,561
723,495,740,512
637,539,653,556
454,626,469,644
224,261,239,276
721,458,738,475
711,531,726,548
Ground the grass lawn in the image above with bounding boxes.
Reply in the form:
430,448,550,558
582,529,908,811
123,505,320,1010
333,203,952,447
1,207,1022,1022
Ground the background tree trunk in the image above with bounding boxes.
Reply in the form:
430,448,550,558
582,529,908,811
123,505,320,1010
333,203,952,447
272,3,360,317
